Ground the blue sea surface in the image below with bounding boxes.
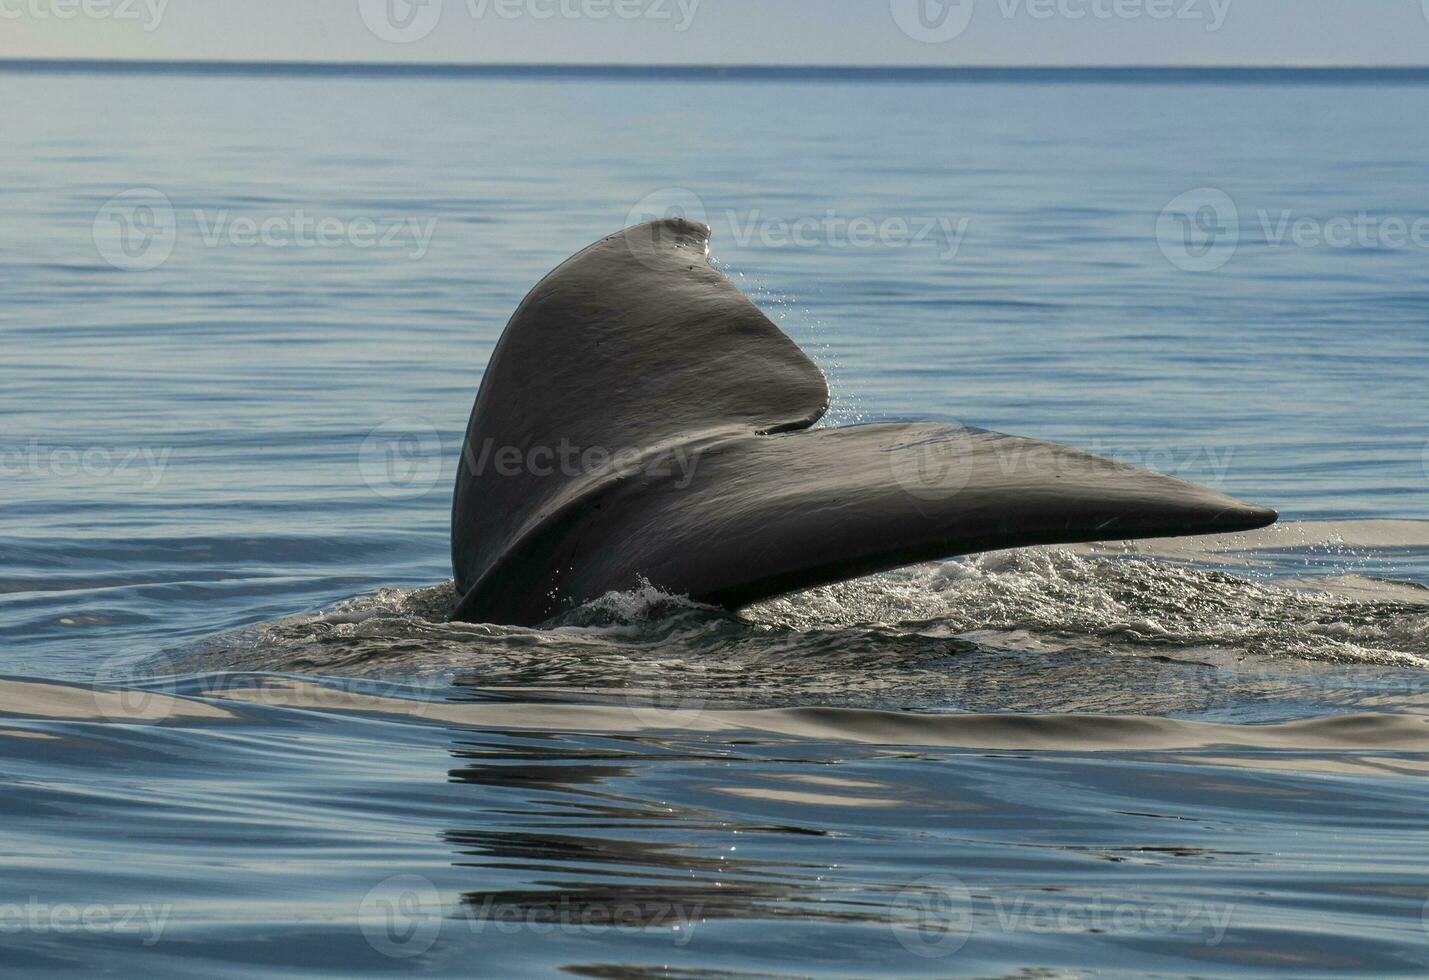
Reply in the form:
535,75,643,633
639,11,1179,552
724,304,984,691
1,67,1427,976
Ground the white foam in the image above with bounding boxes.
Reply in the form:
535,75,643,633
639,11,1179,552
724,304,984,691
161,521,1429,718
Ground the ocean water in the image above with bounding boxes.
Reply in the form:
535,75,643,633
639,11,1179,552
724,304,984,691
1,66,1428,976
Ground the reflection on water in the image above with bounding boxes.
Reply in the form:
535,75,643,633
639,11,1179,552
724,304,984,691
8,676,1429,975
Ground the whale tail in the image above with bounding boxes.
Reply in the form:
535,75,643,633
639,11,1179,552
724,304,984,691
451,220,1276,625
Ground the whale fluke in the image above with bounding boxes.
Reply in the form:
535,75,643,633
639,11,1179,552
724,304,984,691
450,220,1277,625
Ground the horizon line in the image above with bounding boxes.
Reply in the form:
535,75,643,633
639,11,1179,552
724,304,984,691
4,58,1429,82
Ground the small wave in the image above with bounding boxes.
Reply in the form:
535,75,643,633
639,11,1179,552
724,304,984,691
547,577,721,628
746,548,1429,667
159,523,1429,719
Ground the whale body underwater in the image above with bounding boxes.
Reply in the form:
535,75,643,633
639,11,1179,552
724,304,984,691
448,219,1278,626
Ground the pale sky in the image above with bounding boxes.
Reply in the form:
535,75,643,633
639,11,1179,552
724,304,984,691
2,0,1428,66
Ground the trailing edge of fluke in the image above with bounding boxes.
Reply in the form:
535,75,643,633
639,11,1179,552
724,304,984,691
449,219,1277,625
